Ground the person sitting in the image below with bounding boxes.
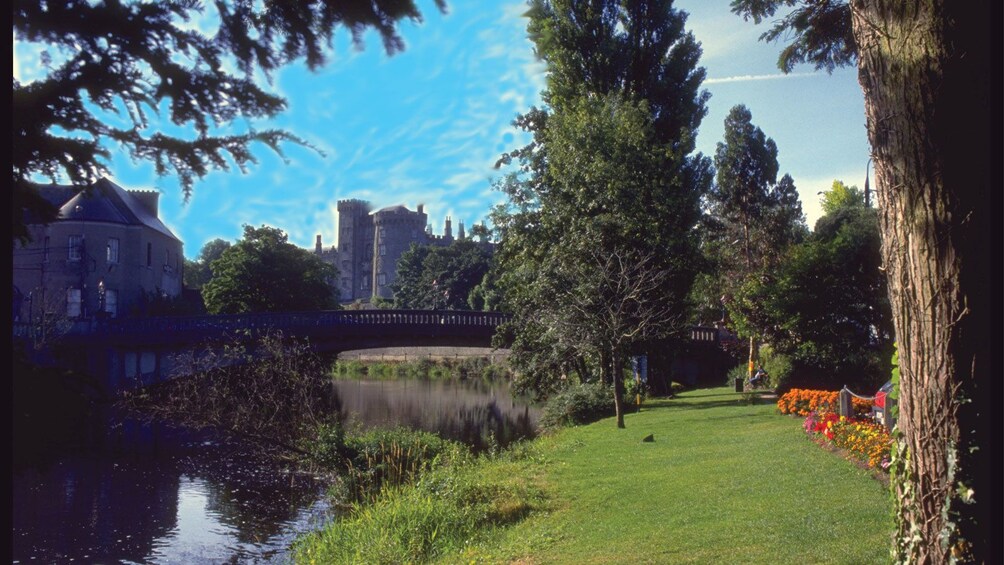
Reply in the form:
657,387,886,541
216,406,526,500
748,367,767,388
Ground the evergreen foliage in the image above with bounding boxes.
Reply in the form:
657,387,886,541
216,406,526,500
13,0,445,242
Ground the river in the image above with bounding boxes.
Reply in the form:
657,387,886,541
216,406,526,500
11,376,539,564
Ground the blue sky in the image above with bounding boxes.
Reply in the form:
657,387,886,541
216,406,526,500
15,0,870,259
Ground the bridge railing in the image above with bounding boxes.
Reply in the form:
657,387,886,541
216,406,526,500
69,309,511,337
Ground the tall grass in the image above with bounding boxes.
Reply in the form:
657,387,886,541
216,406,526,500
292,442,547,564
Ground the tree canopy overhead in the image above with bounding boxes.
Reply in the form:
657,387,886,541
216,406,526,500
13,0,445,242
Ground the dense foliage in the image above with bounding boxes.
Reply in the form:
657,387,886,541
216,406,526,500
733,187,891,391
390,239,494,310
183,238,231,289
201,225,337,314
13,0,444,242
493,0,711,426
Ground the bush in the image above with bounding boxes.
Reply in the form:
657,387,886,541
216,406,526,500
726,363,748,387
538,382,616,430
759,348,793,392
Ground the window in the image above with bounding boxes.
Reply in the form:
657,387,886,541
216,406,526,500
379,244,386,256
106,238,119,264
361,278,369,290
66,288,81,317
342,278,350,290
147,242,152,266
378,273,387,286
43,236,50,262
379,227,386,239
68,235,83,261
104,289,118,318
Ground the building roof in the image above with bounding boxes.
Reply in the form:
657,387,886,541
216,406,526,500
375,204,412,215
33,178,180,241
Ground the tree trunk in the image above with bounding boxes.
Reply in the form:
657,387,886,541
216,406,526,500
612,348,626,429
850,1,993,562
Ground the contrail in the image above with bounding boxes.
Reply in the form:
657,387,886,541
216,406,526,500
705,72,818,85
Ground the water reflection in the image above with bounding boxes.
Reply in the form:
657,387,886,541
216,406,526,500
331,378,539,452
12,377,539,563
12,415,333,564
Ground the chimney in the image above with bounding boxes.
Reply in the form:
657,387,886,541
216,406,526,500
315,234,323,254
130,191,160,217
417,203,424,214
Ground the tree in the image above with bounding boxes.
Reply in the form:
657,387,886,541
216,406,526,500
730,1,996,561
13,0,445,243
707,104,806,378
390,240,493,310
746,195,892,391
184,238,232,289
493,0,711,427
819,179,864,215
201,225,337,314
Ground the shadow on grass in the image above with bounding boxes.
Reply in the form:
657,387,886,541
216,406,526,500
645,394,778,412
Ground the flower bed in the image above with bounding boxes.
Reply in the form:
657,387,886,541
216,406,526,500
802,410,892,470
777,388,872,418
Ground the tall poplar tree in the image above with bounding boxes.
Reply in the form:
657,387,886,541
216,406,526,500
493,0,712,426
730,1,997,560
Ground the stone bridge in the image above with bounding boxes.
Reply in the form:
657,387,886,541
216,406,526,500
14,310,509,394
14,310,734,395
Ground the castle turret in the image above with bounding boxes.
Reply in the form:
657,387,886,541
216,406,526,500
458,221,466,241
315,234,323,254
444,216,453,241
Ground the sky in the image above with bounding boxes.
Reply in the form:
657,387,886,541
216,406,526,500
15,0,871,259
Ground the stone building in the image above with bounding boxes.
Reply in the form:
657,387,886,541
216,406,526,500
13,178,184,321
314,200,469,303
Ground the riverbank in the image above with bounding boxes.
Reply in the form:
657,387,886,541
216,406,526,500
293,386,892,563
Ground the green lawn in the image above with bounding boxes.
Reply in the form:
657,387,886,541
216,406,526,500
296,387,894,564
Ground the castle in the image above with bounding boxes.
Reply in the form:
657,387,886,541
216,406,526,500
314,200,472,303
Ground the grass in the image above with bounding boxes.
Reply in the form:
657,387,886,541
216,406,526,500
294,386,893,564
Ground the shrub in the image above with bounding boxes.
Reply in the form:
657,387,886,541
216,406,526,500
726,363,748,387
759,348,793,392
538,382,616,430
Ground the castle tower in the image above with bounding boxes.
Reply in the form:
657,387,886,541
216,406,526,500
372,204,428,300
458,220,466,241
336,199,373,301
315,234,323,254
444,216,453,242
